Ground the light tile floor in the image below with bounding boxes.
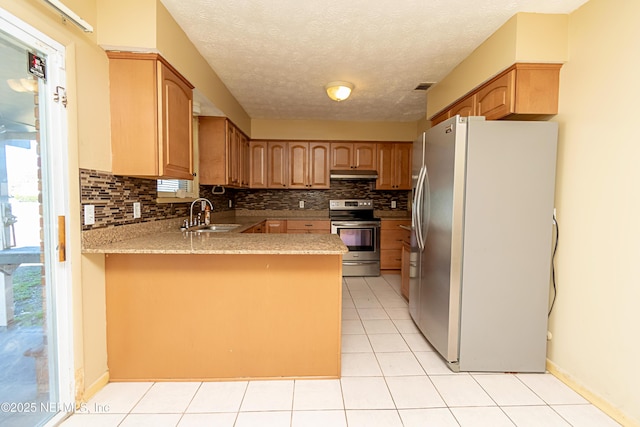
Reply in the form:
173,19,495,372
59,274,621,427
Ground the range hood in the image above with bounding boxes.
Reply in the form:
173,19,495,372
330,169,378,180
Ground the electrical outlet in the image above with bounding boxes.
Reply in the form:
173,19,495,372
391,200,397,209
201,200,206,210
84,204,95,225
299,201,304,209
133,202,141,219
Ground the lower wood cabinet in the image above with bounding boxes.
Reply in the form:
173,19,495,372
265,220,287,233
242,221,265,233
380,219,411,270
401,240,411,301
286,220,330,234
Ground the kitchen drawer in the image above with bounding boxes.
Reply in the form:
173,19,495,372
381,249,402,270
381,219,411,230
381,229,409,250
286,220,330,233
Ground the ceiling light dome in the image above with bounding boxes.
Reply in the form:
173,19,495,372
325,81,354,102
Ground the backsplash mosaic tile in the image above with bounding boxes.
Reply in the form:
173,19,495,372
79,169,232,230
80,169,409,231
233,181,409,212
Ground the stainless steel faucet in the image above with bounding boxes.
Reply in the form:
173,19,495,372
189,198,214,227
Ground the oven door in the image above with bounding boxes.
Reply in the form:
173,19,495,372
331,221,380,262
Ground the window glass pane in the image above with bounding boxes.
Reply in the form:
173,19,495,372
157,179,192,194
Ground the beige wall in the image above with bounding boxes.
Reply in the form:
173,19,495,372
96,0,251,135
426,13,568,118
252,119,418,141
551,0,640,424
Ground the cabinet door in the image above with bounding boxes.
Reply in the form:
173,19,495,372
288,142,308,188
449,94,477,118
160,63,193,180
430,111,449,126
268,141,288,188
198,117,227,185
249,141,267,188
240,133,250,187
476,70,515,120
227,124,239,185
309,143,330,188
266,220,287,233
330,143,353,170
394,143,413,190
353,143,377,170
376,143,395,190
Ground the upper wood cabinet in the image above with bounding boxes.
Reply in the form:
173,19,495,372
450,94,477,118
249,140,267,188
250,140,289,189
330,142,377,170
376,143,412,190
430,63,562,124
288,142,330,189
267,141,288,188
107,52,194,180
199,117,249,187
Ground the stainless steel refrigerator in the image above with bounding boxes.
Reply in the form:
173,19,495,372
410,115,558,372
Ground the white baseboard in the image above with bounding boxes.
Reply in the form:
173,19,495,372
546,359,636,427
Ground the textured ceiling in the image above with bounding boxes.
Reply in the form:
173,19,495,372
160,0,588,122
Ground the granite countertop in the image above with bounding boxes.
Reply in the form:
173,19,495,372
83,231,347,255
82,210,412,255
82,215,347,255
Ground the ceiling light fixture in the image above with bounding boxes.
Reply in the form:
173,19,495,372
325,81,354,102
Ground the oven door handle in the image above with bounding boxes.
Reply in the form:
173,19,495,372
331,221,380,227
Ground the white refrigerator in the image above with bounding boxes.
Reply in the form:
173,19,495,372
410,115,558,372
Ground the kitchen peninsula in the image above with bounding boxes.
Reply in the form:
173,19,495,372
83,219,347,382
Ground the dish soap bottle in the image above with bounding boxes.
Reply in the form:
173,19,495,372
204,204,211,225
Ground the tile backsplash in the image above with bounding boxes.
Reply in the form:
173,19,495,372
234,181,409,211
80,169,409,230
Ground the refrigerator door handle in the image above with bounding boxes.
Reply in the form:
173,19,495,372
413,166,427,250
412,169,421,249
422,166,431,245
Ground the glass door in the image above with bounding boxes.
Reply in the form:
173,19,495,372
0,10,72,427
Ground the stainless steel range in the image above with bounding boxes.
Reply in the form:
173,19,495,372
330,199,381,277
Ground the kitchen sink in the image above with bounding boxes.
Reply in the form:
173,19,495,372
193,224,241,233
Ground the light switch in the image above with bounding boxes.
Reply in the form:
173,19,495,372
133,202,141,219
84,204,95,225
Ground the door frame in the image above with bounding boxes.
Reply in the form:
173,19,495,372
0,7,75,424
